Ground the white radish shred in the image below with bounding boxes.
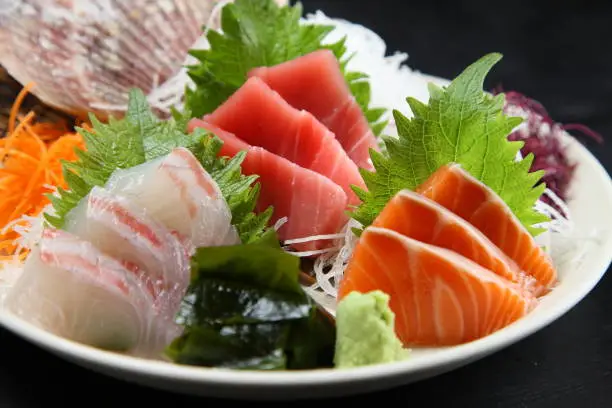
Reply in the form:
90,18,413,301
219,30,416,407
284,247,342,258
273,216,288,231
284,233,346,245
304,218,362,299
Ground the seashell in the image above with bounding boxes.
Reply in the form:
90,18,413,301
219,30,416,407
0,0,287,119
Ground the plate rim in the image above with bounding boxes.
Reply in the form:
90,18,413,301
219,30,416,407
0,95,611,390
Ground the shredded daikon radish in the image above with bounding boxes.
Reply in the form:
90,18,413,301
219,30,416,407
299,218,362,299
273,216,288,231
285,247,342,258
284,233,346,245
302,285,337,317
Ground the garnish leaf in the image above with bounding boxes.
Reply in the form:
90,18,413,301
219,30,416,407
165,323,290,370
185,0,387,135
191,135,273,243
351,53,549,236
46,88,271,243
166,230,335,370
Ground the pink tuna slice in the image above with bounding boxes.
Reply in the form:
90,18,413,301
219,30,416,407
202,76,365,207
188,120,348,253
248,49,379,171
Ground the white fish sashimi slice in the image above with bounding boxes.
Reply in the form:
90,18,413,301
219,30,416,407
4,228,180,357
105,147,240,248
64,185,190,316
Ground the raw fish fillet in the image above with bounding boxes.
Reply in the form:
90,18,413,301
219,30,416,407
416,163,557,295
64,186,190,317
188,123,348,252
201,77,365,206
338,227,536,346
249,49,379,171
5,228,181,356
372,189,537,293
105,147,239,248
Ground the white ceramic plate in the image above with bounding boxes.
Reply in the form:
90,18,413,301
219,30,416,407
0,76,611,400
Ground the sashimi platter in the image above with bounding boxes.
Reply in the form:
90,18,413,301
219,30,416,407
0,0,611,400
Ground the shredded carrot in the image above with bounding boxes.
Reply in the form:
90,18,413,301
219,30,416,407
0,83,86,262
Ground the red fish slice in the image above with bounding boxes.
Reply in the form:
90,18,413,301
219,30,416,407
249,49,380,171
189,120,348,253
201,77,365,207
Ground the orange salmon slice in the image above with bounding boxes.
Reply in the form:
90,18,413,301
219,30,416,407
338,227,537,346
416,163,557,295
371,189,537,294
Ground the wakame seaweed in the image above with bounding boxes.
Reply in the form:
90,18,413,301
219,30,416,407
165,230,335,370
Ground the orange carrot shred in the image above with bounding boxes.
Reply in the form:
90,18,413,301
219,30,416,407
8,82,34,135
0,83,86,262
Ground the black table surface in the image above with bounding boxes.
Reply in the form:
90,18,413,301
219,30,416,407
1,1,611,406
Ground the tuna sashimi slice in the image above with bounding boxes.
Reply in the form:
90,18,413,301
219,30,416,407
5,228,181,356
338,227,537,346
105,147,239,249
372,189,537,293
248,49,379,171
64,186,190,315
416,163,558,295
188,124,348,252
201,77,365,206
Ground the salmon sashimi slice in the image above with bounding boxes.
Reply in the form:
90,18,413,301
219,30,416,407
248,50,380,171
5,228,181,355
338,227,537,346
200,77,365,206
416,163,557,295
189,123,348,252
64,186,191,314
105,147,239,249
371,189,537,293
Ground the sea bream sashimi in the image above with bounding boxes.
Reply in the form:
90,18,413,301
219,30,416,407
4,228,181,356
188,123,348,253
248,49,380,171
416,163,558,295
199,77,365,206
104,147,240,249
64,186,190,316
371,189,537,293
338,227,537,346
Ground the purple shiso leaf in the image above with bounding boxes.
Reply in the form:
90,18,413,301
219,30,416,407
492,86,603,212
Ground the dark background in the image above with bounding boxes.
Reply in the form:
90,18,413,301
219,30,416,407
1,1,611,406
